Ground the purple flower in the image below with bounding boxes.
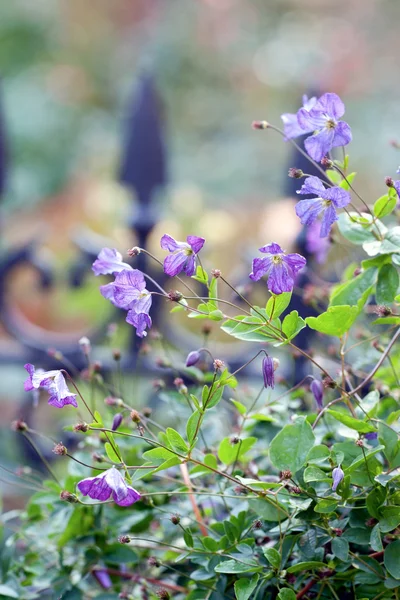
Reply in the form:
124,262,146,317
296,176,351,238
186,350,201,367
100,269,152,338
249,242,306,295
332,466,344,492
364,432,378,441
281,95,317,140
262,356,274,389
92,248,132,276
161,234,205,277
306,220,330,264
77,466,141,506
111,413,123,431
311,379,324,410
394,180,400,199
92,569,112,589
24,364,77,408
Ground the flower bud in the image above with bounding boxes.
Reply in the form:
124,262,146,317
11,420,28,432
79,336,91,356
118,534,131,544
364,432,378,441
185,350,201,367
385,176,394,187
170,514,180,525
148,556,160,567
213,359,225,371
281,470,292,480
130,410,141,423
156,590,170,600
332,465,344,492
127,246,140,256
288,168,304,179
60,490,79,503
142,407,152,417
356,439,364,447
311,379,324,411
251,120,269,130
111,413,123,431
73,422,89,433
211,268,221,278
168,290,183,302
252,519,263,529
230,435,240,445
262,356,274,389
112,348,121,361
52,442,67,456
321,156,333,167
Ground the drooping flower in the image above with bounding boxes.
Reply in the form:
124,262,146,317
111,413,123,431
100,269,152,338
296,176,351,237
161,234,205,277
262,356,275,389
282,93,352,162
305,220,330,263
92,568,112,589
24,363,77,408
310,379,324,410
332,465,344,492
249,243,306,295
185,350,201,367
92,248,132,276
281,95,317,140
77,466,141,506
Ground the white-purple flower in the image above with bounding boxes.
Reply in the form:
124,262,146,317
332,465,344,492
161,234,205,277
77,466,141,506
249,243,306,295
262,356,274,389
92,248,132,276
281,95,317,140
100,269,152,338
24,363,77,408
282,93,352,162
296,176,351,238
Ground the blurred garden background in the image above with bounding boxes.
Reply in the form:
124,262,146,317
1,0,400,505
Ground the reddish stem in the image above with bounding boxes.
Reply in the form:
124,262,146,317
296,578,317,599
92,567,187,593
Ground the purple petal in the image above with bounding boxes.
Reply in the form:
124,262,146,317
296,176,327,198
183,254,196,276
297,107,327,131
249,257,272,281
320,204,338,237
163,251,188,277
332,121,352,148
114,486,141,506
267,262,294,294
284,253,307,274
262,356,275,389
313,93,345,119
258,242,283,255
364,432,378,441
126,311,152,337
323,186,351,208
186,350,201,367
304,128,335,162
160,234,182,251
113,269,147,309
78,472,112,501
306,221,330,264
187,235,205,254
100,282,117,304
394,180,400,199
332,466,344,492
92,248,132,276
104,467,128,502
295,198,324,226
281,113,307,140
24,363,35,391
302,95,318,110
93,569,112,589
311,379,324,410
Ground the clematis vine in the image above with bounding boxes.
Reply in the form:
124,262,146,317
24,363,77,408
296,176,351,238
281,93,352,162
249,243,306,295
161,234,205,277
77,466,141,507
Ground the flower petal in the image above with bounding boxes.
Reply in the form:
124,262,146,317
296,175,327,198
295,198,324,226
262,356,275,389
284,253,307,274
163,251,188,277
258,242,283,255
187,235,205,254
105,467,128,502
183,254,196,276
267,262,294,294
313,93,345,119
332,121,352,148
78,472,112,501
320,204,338,237
304,128,335,162
281,112,307,140
323,186,351,209
249,257,272,281
126,311,152,337
297,107,327,131
24,363,35,391
160,234,180,251
114,486,141,506
92,248,132,276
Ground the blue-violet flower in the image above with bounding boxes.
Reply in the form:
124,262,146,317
332,465,344,492
281,94,317,140
250,242,306,294
310,379,324,410
92,248,132,276
161,234,205,277
77,466,141,506
24,363,77,408
262,356,275,389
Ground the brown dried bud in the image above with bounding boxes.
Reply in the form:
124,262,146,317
234,486,246,495
148,556,160,567
130,410,141,423
374,305,392,317
118,534,131,544
92,361,102,373
252,519,263,529
52,442,67,456
170,514,180,525
281,470,292,480
323,376,336,389
365,517,378,528
139,342,151,355
168,290,183,302
230,436,240,445
251,120,269,130
11,420,28,432
60,490,79,503
174,377,184,388
321,156,333,167
73,422,89,433
288,168,304,179
353,267,362,277
332,527,343,537
211,269,221,278
127,246,140,256
213,359,225,371
92,452,104,463
291,486,302,494
385,176,394,187
202,323,212,335
142,407,152,417
112,348,121,361
356,439,364,447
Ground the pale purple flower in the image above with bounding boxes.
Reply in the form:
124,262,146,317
281,95,317,140
332,466,344,492
296,93,352,162
394,180,400,200
111,413,123,431
92,568,112,589
100,269,152,338
24,363,77,408
92,248,132,276
77,466,141,506
311,379,324,410
306,220,330,263
262,356,274,389
161,234,205,277
186,350,201,367
296,176,351,237
364,432,378,441
249,243,306,295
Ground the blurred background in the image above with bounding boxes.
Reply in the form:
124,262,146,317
1,0,400,504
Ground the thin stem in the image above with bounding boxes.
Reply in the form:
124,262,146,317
22,433,60,485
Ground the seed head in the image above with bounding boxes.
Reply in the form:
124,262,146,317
288,168,304,179
213,359,225,371
168,290,183,302
118,534,131,544
281,470,292,480
170,514,181,525
52,442,67,456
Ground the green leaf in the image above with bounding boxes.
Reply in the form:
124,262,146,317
370,524,383,552
230,399,247,415
303,465,328,483
190,454,218,477
234,574,260,600
149,457,181,474
282,310,306,340
379,507,400,533
314,498,338,514
286,561,327,573
217,437,256,465
327,409,377,433
376,264,399,305
330,268,377,310
306,445,330,465
0,585,19,598
380,226,400,254
306,305,358,336
338,212,386,245
192,265,208,284
142,447,177,463
384,540,400,579
263,547,281,569
277,590,296,600
248,498,287,522
221,315,278,343
166,428,188,453
186,411,201,446
215,559,260,574
202,536,219,552
374,193,397,218
183,529,194,547
366,487,387,519
331,537,349,561
269,417,315,473
266,292,292,319
104,442,121,463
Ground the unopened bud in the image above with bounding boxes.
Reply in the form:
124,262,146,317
213,359,225,371
105,396,118,406
253,519,263,529
52,442,67,456
202,323,212,335
47,348,63,361
353,267,362,277
356,439,364,447
251,120,269,130
127,246,140,256
288,168,304,179
186,350,201,367
385,176,394,188
170,514,180,525
118,534,131,544
130,410,141,423
142,407,152,417
11,420,28,432
374,305,392,317
79,336,91,355
137,424,145,436
230,436,240,445
60,490,79,503
92,452,104,462
211,268,221,278
321,156,333,167
168,290,183,302
152,379,165,390
156,590,170,600
112,348,121,361
111,413,123,431
148,556,160,567
281,470,292,480
73,422,89,433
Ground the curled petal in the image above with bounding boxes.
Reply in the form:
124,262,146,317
160,234,181,251
320,204,338,238
183,254,196,276
126,311,152,337
258,242,283,255
78,473,112,501
296,176,327,198
114,486,141,506
187,235,205,254
105,467,128,502
297,107,327,131
163,251,189,277
249,257,272,281
92,248,132,276
267,262,294,295
281,113,307,140
323,186,351,209
24,363,35,391
295,198,324,226
284,253,307,274
332,121,352,148
313,92,345,119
